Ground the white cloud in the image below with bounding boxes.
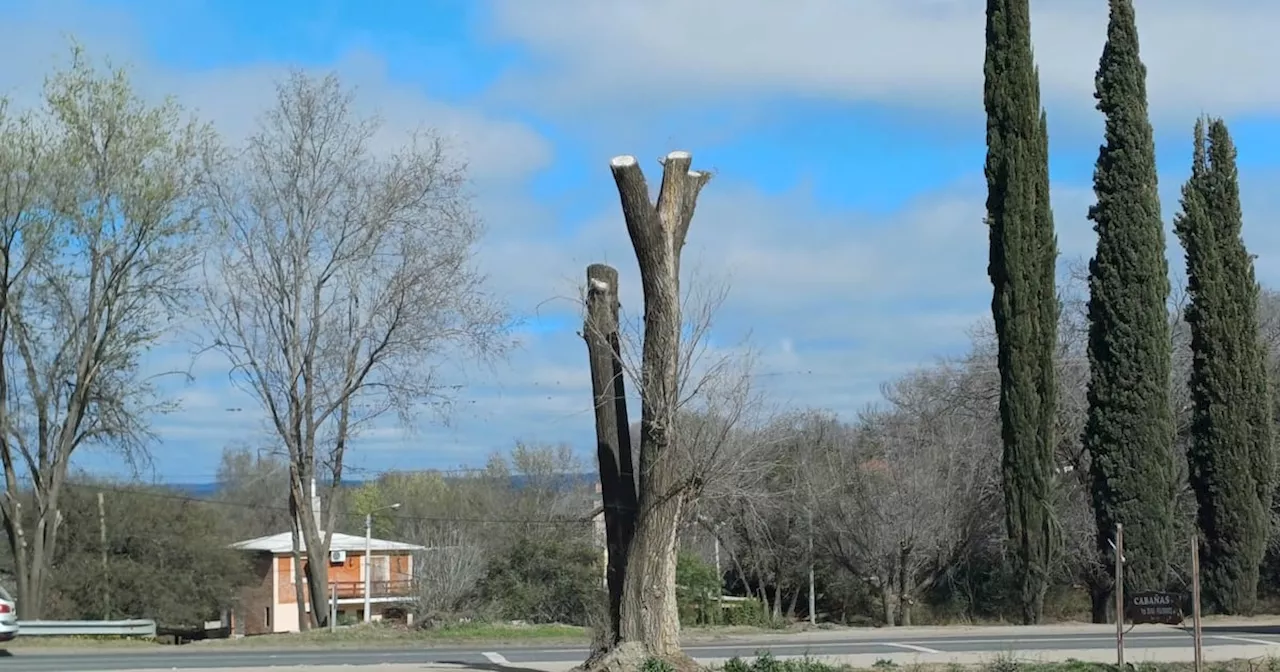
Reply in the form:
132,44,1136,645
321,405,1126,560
22,0,1280,478
101,161,1280,478
0,0,552,183
0,0,553,477
486,0,1280,121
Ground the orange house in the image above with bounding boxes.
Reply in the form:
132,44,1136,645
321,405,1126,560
229,531,424,635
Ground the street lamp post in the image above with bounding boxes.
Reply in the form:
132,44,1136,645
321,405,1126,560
695,515,725,622
364,503,401,624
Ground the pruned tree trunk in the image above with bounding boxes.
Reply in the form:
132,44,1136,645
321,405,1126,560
583,262,638,651
579,151,710,672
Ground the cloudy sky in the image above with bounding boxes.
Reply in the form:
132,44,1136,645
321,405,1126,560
4,0,1277,483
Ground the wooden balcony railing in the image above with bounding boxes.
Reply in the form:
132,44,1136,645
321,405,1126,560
327,580,415,599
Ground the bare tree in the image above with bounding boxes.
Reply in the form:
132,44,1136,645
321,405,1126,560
814,367,993,627
718,410,841,620
0,48,212,618
199,71,508,628
411,532,487,616
632,272,760,498
215,445,293,539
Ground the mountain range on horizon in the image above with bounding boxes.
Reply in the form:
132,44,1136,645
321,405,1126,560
158,471,601,499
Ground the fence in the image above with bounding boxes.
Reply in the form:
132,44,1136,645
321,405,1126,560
328,579,415,599
16,619,157,637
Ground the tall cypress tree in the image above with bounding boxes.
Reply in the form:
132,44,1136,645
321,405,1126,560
1206,121,1275,520
1082,0,1176,597
984,0,1059,625
1175,118,1273,614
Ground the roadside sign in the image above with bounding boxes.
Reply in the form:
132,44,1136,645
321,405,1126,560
1126,590,1183,625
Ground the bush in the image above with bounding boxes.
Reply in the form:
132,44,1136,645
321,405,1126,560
471,535,600,625
723,653,844,672
722,597,772,627
676,553,721,626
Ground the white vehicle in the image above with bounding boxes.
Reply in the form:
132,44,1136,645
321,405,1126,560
0,585,16,642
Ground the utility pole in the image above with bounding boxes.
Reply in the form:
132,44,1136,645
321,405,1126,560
1191,534,1203,672
330,583,338,634
98,492,110,619
364,503,401,624
711,530,724,624
1114,523,1125,668
808,508,816,625
363,512,372,624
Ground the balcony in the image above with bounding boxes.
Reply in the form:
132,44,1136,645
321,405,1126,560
328,580,415,600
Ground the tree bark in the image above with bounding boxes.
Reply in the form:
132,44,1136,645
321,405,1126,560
584,263,638,650
880,585,896,627
288,483,310,631
1090,582,1110,624
292,471,332,629
583,151,709,671
1,470,65,619
897,548,912,626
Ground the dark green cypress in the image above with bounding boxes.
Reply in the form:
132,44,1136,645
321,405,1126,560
984,0,1059,625
1082,0,1176,596
1206,121,1275,520
1175,118,1273,614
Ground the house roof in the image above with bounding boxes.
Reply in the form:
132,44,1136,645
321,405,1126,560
230,531,426,554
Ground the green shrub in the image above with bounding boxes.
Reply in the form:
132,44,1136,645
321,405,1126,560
722,597,772,627
720,653,846,672
642,658,676,672
676,553,722,626
471,535,601,625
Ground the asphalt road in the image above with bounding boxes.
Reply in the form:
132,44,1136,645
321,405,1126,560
3,626,1280,671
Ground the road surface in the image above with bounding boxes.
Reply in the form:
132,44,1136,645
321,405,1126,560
3,623,1280,671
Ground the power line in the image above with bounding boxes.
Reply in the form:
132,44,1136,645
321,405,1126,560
60,480,598,527
133,464,498,482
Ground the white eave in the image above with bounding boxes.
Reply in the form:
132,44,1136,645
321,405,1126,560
229,531,426,554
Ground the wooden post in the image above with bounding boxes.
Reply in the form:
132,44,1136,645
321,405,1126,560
1115,523,1124,668
808,508,816,625
1191,533,1203,672
98,492,110,620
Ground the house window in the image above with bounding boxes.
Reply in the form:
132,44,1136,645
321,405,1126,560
372,556,390,582
264,607,272,629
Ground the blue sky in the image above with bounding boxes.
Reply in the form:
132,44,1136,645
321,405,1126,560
2,0,1277,483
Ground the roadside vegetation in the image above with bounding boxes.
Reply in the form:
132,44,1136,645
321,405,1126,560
711,656,1280,672
0,3,1278,670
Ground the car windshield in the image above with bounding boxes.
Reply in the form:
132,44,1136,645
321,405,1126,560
0,585,12,601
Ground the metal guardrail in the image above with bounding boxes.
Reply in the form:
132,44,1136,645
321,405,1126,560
17,619,157,637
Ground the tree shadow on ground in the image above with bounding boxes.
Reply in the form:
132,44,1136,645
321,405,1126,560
438,661,550,672
1182,624,1280,636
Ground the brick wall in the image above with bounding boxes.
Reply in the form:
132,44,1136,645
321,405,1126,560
236,552,275,636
